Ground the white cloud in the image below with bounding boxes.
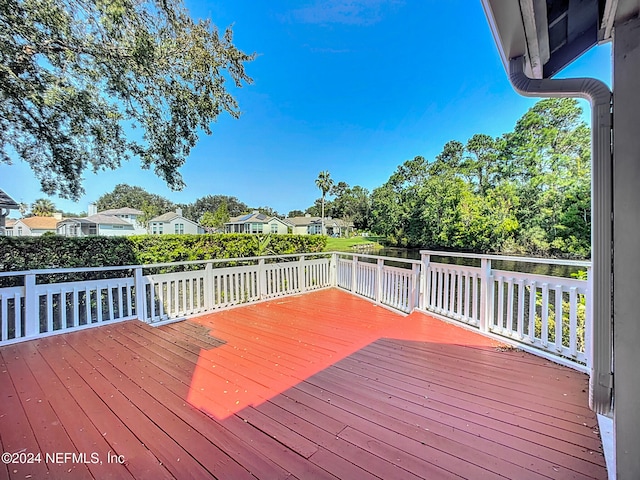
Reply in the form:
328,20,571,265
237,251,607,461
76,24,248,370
284,0,404,26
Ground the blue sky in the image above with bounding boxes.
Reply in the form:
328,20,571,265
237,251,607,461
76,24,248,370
1,0,612,217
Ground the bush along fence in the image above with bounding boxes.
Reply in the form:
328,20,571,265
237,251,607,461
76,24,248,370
0,234,327,274
0,250,591,372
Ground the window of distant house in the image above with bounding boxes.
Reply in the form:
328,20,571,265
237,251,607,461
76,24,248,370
89,225,97,235
113,225,123,229
270,223,278,234
309,224,321,234
17,227,22,236
159,225,163,234
6,229,13,236
250,223,263,234
175,223,184,234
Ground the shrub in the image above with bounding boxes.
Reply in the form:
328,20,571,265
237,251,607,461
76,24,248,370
0,234,327,272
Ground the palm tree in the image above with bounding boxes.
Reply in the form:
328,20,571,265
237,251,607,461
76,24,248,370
315,171,334,235
30,198,56,217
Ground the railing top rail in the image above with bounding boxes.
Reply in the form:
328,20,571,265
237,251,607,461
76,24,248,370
420,250,591,268
334,252,422,266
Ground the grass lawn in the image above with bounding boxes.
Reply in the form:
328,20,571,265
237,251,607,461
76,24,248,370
324,236,384,252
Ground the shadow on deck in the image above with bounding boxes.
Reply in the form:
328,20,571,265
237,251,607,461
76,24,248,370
0,289,606,479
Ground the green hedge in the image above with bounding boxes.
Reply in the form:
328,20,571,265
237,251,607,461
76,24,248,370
0,234,327,271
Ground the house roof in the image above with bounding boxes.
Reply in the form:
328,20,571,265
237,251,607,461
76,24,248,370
227,212,270,224
284,216,354,228
57,218,95,226
99,207,143,216
5,218,17,228
19,216,59,230
0,189,19,210
481,0,639,79
71,214,132,226
284,216,322,226
150,211,199,226
150,212,180,222
328,218,354,228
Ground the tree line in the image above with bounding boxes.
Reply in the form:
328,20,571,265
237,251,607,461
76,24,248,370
369,98,591,258
16,97,591,259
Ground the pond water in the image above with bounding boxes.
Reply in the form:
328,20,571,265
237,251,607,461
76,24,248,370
371,247,588,279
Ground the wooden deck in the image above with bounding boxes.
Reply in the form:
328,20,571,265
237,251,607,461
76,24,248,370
0,289,606,479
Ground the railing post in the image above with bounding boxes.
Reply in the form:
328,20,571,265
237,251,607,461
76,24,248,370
330,253,338,287
24,273,38,337
479,257,492,333
420,253,430,310
376,258,384,304
258,258,267,299
585,265,593,370
134,267,147,322
298,255,306,293
351,255,358,293
411,263,421,310
204,262,213,310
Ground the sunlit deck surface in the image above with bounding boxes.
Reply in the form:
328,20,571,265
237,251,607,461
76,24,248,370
0,289,606,479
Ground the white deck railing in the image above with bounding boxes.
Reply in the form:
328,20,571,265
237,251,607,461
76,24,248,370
0,250,591,370
420,251,591,371
335,254,421,313
0,254,333,343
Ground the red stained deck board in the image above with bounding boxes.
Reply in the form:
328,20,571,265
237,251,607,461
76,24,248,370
352,341,594,421
40,335,212,480
357,342,599,443
0,288,607,479
17,341,136,480
252,398,425,480
89,325,292,480
32,339,173,479
333,353,602,456
312,357,600,479
63,331,256,480
0,346,92,479
348,342,595,422
285,378,554,479
362,339,593,412
0,355,51,480
301,368,553,480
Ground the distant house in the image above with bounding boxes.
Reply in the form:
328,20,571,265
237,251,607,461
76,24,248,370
149,208,203,235
98,207,146,233
57,204,148,237
225,211,290,234
3,218,17,236
284,215,323,235
11,214,61,236
0,188,19,236
284,214,354,237
57,213,139,237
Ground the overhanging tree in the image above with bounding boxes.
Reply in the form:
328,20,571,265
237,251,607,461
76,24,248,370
1,0,255,199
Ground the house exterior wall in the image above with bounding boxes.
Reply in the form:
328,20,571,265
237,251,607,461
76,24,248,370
113,214,146,234
28,228,54,236
151,217,201,234
267,219,289,234
8,221,57,236
167,217,200,234
57,223,94,237
97,224,136,236
11,221,32,236
612,16,640,478
289,225,307,235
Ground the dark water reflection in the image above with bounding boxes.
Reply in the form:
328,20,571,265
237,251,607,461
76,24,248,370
374,247,587,279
